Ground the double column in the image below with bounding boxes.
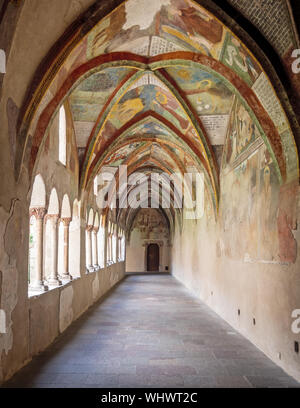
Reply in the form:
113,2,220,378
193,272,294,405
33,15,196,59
29,208,48,292
60,217,72,283
92,227,99,270
86,225,94,272
46,214,62,287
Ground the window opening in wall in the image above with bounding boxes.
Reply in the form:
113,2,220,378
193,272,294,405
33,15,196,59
59,105,67,166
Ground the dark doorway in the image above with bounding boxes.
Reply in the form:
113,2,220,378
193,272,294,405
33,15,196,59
147,244,159,271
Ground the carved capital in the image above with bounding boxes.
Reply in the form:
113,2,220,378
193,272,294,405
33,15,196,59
29,207,46,220
93,227,99,234
45,214,59,224
60,217,72,227
86,225,94,232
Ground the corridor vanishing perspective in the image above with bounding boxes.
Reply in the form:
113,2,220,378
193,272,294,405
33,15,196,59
1,0,300,389
4,275,299,388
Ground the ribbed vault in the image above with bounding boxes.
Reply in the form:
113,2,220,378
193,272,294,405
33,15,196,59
15,0,299,235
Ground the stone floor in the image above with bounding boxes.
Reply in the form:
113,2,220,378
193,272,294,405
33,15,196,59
3,274,300,388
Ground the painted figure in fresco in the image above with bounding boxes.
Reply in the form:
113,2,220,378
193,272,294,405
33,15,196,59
112,97,145,125
92,5,127,53
162,0,222,45
225,100,258,165
224,37,260,84
177,6,222,44
187,79,232,113
237,104,257,155
259,148,279,260
153,89,189,131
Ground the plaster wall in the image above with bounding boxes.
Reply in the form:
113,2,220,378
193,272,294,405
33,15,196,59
172,149,300,382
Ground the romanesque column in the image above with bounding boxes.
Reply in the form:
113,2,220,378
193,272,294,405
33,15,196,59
60,217,72,282
47,215,61,287
86,225,93,272
92,227,99,270
29,208,47,292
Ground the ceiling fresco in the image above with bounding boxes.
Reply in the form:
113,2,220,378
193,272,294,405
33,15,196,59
68,66,136,147
86,0,226,59
21,0,299,224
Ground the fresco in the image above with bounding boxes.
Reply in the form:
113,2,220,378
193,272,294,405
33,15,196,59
107,84,190,132
221,143,280,262
280,129,299,182
102,142,146,166
125,119,173,138
86,0,225,59
257,146,280,260
220,32,262,86
93,81,207,158
132,208,169,240
69,67,134,122
165,65,234,146
165,66,234,115
223,97,261,167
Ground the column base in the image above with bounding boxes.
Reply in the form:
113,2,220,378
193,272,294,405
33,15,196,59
29,282,48,293
86,265,95,273
93,264,100,271
59,274,72,284
47,279,62,288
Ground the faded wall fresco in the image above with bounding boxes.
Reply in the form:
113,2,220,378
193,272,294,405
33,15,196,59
221,138,297,264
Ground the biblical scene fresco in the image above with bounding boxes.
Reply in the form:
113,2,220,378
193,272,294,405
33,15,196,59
221,144,280,262
108,84,190,132
280,129,299,182
165,65,234,115
124,119,175,138
223,97,261,167
165,65,234,146
29,0,297,192
86,0,225,59
69,67,134,122
94,82,206,157
220,32,262,87
102,142,146,166
132,208,169,241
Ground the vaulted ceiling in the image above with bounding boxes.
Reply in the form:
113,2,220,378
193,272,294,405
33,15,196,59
19,0,299,228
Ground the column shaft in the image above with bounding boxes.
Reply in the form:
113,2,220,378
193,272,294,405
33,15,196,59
48,215,60,287
29,208,47,292
60,218,72,282
92,228,99,269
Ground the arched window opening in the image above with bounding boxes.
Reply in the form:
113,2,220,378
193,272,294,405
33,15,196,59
107,221,112,265
86,208,94,272
28,174,47,294
98,218,105,269
57,220,64,277
28,215,37,285
44,217,52,282
69,199,81,278
59,105,67,166
112,224,117,264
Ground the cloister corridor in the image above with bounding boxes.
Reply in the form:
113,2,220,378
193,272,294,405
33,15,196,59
3,274,299,389
1,0,300,390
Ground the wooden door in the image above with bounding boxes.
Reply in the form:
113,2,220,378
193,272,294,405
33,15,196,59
147,244,159,271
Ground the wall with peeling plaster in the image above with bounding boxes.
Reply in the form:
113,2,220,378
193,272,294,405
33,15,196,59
172,147,300,382
0,2,126,384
